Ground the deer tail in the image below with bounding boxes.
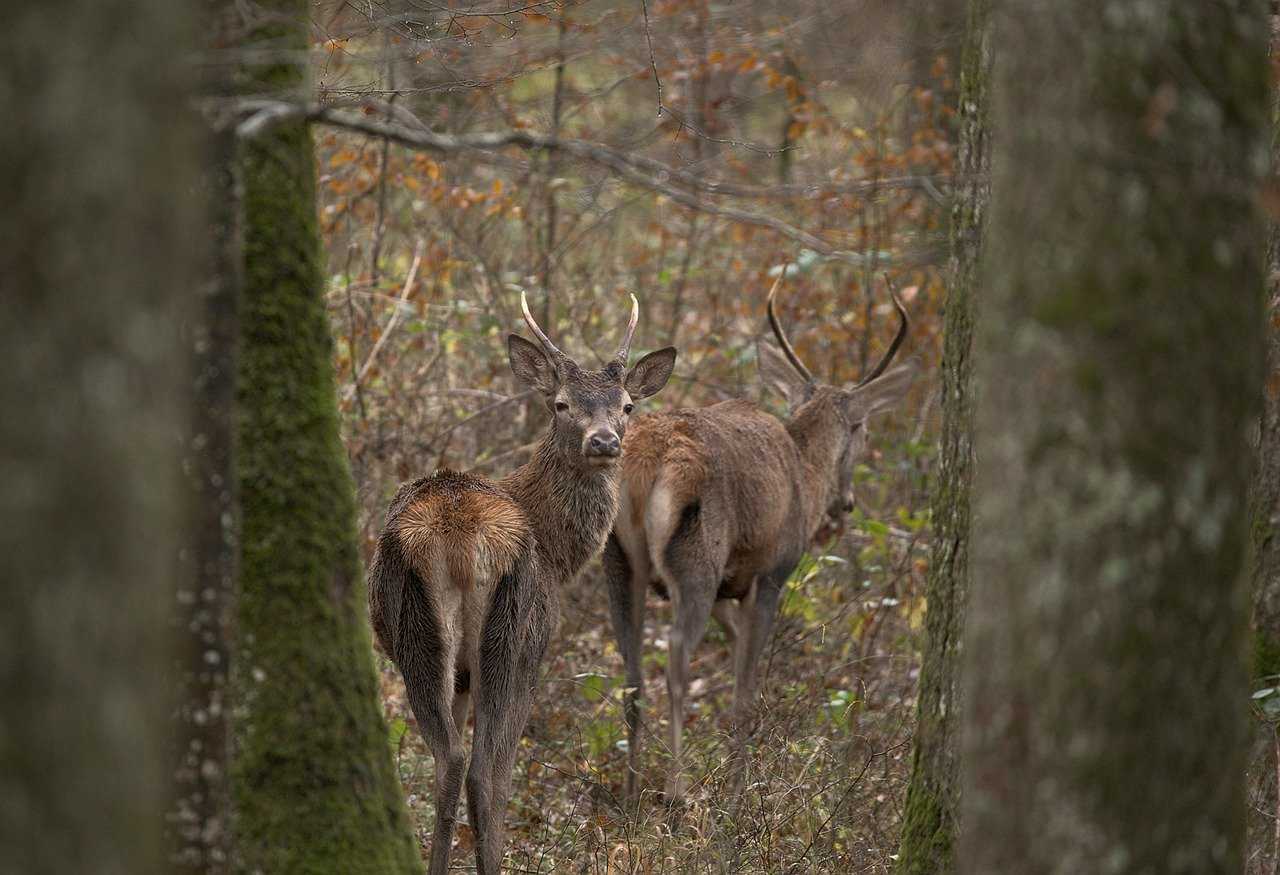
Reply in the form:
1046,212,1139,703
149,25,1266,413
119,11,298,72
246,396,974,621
368,528,414,659
643,467,701,587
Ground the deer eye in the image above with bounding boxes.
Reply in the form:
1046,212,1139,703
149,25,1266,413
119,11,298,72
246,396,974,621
623,403,634,415
554,400,569,413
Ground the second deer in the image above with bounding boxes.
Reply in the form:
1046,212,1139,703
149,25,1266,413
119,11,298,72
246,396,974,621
604,274,913,801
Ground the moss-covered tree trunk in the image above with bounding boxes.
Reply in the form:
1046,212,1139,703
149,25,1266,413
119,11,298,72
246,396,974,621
0,2,195,872
961,2,1269,873
896,2,989,872
232,4,423,872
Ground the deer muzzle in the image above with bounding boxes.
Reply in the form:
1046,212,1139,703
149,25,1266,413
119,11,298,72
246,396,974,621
585,429,621,464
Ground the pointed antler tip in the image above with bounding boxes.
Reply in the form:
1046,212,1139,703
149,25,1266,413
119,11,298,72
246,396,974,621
615,292,640,362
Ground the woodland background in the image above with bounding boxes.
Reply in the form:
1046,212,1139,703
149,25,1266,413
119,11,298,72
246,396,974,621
321,3,947,870
3,1,1278,874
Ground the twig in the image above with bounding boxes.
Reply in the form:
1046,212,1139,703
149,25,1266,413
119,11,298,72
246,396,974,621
1273,725,1280,875
341,243,367,421
638,0,662,118
344,240,423,402
230,99,948,266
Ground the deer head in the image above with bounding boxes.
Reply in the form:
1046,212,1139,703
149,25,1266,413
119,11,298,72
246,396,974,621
757,274,914,530
508,292,677,469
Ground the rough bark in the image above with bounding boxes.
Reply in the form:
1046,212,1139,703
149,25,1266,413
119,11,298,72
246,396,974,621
1255,36,1280,684
169,5,244,870
1246,26,1280,870
231,3,424,872
0,2,195,872
962,3,1269,873
895,1,989,872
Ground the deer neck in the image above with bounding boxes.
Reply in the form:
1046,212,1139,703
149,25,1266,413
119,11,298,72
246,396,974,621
500,428,620,583
785,395,846,537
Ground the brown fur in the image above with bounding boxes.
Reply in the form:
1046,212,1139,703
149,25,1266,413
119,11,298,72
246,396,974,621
606,306,913,802
368,319,676,875
394,484,529,592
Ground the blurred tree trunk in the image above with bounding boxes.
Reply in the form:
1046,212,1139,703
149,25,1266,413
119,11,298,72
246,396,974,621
1247,27,1280,869
169,4,242,871
895,1,989,873
0,2,196,873
232,3,424,872
1255,38,1280,686
962,3,1269,873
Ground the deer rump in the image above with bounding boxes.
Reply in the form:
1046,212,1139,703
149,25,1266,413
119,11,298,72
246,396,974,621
617,399,811,604
369,471,553,738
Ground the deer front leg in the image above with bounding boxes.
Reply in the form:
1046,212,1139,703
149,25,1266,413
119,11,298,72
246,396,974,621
712,598,740,645
604,533,649,801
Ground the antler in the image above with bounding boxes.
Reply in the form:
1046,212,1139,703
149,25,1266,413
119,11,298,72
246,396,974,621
520,290,570,365
766,268,815,385
854,275,909,387
613,294,640,365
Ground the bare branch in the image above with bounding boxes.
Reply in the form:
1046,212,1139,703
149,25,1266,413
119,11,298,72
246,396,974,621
232,99,947,268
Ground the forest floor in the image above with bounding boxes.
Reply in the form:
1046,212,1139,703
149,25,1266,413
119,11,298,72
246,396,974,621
362,443,931,874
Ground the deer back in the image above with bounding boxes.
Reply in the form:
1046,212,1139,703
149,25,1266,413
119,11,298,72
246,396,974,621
620,398,817,585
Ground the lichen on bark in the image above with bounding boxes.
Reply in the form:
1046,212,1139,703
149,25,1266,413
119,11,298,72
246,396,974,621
896,2,989,872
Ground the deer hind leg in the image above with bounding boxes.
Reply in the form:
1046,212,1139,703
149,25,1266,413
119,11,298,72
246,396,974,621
658,528,721,803
467,555,550,875
732,566,789,738
605,531,649,802
398,569,467,875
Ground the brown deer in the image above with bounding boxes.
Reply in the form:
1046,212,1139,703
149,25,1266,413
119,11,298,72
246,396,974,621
368,294,676,875
603,274,912,800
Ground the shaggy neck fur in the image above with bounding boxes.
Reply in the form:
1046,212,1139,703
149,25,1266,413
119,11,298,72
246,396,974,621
500,423,620,583
783,390,847,540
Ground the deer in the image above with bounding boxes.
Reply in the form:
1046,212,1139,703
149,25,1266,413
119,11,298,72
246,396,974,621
603,273,913,801
368,294,676,875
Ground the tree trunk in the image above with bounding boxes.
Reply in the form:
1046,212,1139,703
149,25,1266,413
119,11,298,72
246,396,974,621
961,3,1269,873
1254,31,1280,687
169,5,244,871
231,4,424,872
1246,24,1280,869
0,2,195,873
895,2,989,872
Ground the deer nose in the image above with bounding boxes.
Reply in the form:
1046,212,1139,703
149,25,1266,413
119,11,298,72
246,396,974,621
841,498,855,514
587,431,621,456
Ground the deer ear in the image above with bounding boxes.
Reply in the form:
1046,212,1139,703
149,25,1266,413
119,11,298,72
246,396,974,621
846,361,915,420
508,334,558,394
758,340,810,409
624,346,677,399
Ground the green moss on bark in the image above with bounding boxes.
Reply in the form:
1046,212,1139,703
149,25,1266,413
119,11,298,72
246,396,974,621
230,5,423,872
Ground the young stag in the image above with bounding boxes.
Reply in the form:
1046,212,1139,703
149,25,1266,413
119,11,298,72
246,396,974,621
369,295,676,874
604,275,913,800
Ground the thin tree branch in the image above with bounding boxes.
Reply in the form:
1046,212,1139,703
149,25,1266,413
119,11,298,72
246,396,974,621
344,240,423,403
233,99,947,268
